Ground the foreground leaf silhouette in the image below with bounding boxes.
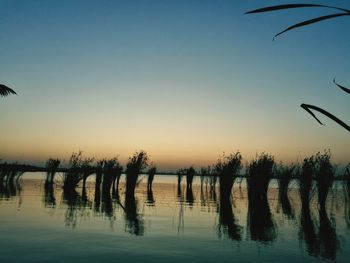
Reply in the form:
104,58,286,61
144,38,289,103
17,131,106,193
333,78,350,94
0,84,17,97
300,104,350,132
247,3,350,132
246,3,350,39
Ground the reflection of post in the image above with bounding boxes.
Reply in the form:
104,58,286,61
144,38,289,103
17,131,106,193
124,193,144,236
186,185,194,207
102,189,113,218
186,167,195,189
44,183,56,207
94,182,101,213
177,185,184,234
218,195,241,240
146,188,155,206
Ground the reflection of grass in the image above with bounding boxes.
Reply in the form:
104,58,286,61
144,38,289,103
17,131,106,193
275,162,297,218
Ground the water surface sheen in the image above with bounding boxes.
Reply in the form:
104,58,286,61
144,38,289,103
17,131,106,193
0,173,349,263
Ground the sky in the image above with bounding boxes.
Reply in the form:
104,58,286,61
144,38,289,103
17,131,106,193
0,0,349,170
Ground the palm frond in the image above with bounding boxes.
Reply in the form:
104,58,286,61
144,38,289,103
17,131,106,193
333,78,350,94
246,4,350,14
301,103,350,132
274,13,350,39
0,84,17,97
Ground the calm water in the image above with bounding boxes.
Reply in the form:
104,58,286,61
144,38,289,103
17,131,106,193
1,173,350,263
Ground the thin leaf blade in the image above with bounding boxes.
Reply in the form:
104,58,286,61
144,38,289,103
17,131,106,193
333,78,350,94
246,4,350,14
274,13,350,39
301,103,350,132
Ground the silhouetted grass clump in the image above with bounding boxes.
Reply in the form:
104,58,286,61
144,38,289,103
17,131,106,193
247,153,276,242
125,151,148,197
315,150,334,211
247,153,275,200
299,156,316,207
215,152,242,198
62,151,94,193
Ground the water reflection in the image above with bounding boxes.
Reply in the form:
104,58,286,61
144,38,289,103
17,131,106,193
1,175,348,261
124,193,144,236
217,194,242,240
62,188,92,228
185,185,194,208
146,188,155,206
43,183,56,207
247,192,276,242
299,197,339,260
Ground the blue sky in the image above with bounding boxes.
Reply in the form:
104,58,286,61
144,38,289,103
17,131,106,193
0,0,349,169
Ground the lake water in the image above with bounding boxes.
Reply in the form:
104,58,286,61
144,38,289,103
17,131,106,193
1,173,350,262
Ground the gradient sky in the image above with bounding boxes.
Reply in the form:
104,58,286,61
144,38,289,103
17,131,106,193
0,0,349,170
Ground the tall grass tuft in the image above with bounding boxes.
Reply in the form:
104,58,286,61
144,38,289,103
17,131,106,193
315,150,334,212
125,151,148,197
62,151,94,193
247,153,276,242
215,152,242,198
247,153,275,200
299,156,316,207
